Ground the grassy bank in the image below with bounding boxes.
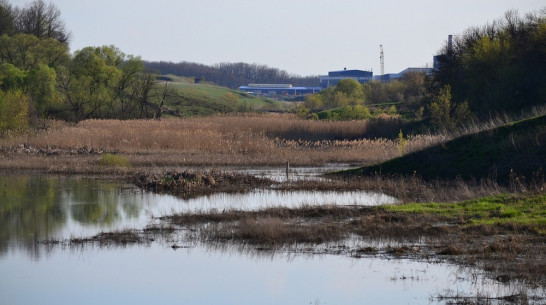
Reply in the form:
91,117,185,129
385,194,546,230
340,114,546,183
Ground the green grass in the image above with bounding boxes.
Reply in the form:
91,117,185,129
161,75,281,116
99,153,131,167
385,194,546,228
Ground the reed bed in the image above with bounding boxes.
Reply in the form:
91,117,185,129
0,114,447,168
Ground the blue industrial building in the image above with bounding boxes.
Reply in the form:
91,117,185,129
319,69,373,88
373,67,432,82
238,84,322,96
238,67,432,97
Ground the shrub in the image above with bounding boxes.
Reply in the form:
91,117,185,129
0,89,29,135
99,153,131,167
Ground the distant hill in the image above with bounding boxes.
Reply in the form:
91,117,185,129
159,75,282,117
145,61,319,89
339,115,546,183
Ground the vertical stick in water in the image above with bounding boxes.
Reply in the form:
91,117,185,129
286,161,289,182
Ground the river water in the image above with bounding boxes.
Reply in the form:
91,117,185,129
0,174,541,304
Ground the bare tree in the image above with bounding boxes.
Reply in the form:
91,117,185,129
0,0,16,36
15,0,70,43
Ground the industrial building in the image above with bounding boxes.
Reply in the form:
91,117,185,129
373,67,432,82
238,83,322,96
318,67,431,88
239,66,432,97
319,69,373,88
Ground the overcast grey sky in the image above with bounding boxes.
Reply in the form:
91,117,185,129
10,0,546,76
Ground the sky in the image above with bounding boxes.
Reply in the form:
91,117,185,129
9,0,546,76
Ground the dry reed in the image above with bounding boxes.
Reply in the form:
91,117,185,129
0,114,446,168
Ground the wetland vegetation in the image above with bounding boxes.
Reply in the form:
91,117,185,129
1,2,545,304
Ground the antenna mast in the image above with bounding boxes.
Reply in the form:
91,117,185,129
379,45,384,77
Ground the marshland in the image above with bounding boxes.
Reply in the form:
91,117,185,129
2,112,546,304
2,2,546,304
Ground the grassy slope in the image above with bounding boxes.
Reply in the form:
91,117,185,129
343,115,546,182
162,75,279,116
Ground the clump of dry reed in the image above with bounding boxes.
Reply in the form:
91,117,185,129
134,170,273,198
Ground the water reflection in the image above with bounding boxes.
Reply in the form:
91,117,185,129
0,175,396,259
0,176,65,259
0,176,148,259
2,242,544,305
1,174,544,304
175,189,396,213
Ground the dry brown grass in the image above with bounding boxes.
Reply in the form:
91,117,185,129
0,113,447,168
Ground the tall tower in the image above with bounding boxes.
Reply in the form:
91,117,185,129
379,45,384,77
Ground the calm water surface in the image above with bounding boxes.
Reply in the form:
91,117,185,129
0,174,541,304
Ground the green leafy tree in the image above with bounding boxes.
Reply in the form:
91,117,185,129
333,91,349,108
434,9,546,116
0,63,27,90
353,104,371,119
339,106,355,120
26,63,57,119
293,103,310,119
132,70,161,119
59,46,123,121
397,129,407,154
115,56,146,118
304,93,323,110
335,78,365,102
0,89,29,134
387,105,397,115
0,34,69,70
429,85,472,129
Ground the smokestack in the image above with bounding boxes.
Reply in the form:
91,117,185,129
448,34,453,55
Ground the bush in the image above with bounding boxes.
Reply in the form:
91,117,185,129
0,89,29,135
99,153,131,167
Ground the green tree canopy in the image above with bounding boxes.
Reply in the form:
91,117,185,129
433,9,546,116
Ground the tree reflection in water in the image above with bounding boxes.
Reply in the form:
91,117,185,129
0,175,143,259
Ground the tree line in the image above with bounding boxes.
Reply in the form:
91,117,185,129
0,0,68,42
433,9,546,120
144,61,320,88
297,71,429,121
0,0,171,133
298,8,545,127
0,0,544,133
